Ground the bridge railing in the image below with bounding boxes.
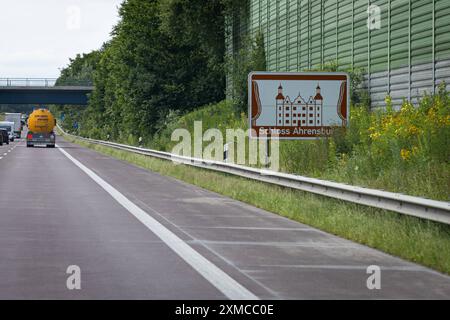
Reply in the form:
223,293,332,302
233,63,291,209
0,78,92,87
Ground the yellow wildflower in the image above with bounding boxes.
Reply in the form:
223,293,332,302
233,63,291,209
370,132,381,140
408,126,419,135
400,149,412,161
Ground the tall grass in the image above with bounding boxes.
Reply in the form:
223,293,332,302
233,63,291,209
150,85,450,201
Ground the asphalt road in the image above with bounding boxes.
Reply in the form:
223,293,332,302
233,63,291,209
0,134,449,299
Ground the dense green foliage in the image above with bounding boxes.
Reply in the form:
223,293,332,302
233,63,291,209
50,51,101,132
56,51,101,86
55,0,226,143
227,31,267,112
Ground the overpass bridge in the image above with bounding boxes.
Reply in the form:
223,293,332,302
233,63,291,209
0,78,93,105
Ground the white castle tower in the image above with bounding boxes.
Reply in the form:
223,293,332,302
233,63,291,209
312,84,323,127
276,84,284,125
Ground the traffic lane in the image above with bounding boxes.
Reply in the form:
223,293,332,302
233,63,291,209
0,139,226,299
56,137,450,299
0,142,17,160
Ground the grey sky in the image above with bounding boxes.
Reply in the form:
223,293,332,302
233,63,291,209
0,0,123,78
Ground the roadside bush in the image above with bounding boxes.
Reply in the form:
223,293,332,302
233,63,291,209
150,100,246,152
150,83,449,201
324,83,450,200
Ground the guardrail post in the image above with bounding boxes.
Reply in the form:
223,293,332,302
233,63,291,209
265,137,271,168
224,143,229,162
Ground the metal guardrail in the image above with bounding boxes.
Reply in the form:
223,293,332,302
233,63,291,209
0,78,57,87
58,126,450,225
0,78,92,87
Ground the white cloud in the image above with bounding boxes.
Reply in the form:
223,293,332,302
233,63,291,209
0,0,123,78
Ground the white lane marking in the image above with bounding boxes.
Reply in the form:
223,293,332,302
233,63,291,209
57,145,258,300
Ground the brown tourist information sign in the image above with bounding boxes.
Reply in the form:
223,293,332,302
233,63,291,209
248,72,350,139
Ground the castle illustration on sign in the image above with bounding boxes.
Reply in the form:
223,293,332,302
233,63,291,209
275,83,323,127
249,72,349,139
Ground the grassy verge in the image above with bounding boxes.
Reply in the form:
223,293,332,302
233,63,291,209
62,133,450,275
149,97,449,201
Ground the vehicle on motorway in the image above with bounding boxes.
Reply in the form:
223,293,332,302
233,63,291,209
0,128,10,145
26,108,56,148
0,121,15,142
5,113,22,138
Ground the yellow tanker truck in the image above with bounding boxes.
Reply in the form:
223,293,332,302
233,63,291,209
26,109,56,148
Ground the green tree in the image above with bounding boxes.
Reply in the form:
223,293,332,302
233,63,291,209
57,0,227,142
228,30,266,112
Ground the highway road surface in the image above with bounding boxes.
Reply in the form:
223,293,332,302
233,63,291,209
0,134,449,299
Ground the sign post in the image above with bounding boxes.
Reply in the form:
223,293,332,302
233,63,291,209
248,72,350,140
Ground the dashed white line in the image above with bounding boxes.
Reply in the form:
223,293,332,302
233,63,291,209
57,144,258,300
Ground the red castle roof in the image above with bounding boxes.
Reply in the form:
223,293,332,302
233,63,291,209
276,84,284,100
314,84,323,100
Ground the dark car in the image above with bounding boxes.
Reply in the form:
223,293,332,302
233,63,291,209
0,128,9,145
